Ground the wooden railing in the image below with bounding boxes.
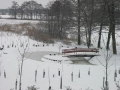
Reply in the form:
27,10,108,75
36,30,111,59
62,48,99,54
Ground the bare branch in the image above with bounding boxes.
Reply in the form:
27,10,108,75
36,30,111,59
108,59,115,68
96,56,105,67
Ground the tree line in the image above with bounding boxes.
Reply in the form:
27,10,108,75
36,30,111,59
9,0,43,20
9,0,120,54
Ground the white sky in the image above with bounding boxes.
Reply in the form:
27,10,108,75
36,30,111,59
0,0,52,9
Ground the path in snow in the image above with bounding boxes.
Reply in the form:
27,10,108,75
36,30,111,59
25,51,93,65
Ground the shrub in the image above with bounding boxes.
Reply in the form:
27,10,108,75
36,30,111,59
27,85,39,90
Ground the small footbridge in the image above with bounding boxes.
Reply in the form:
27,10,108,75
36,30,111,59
62,47,99,58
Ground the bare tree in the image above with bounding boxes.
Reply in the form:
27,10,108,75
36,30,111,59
17,36,31,90
9,0,44,20
9,1,19,19
97,1,106,48
105,0,118,54
0,32,4,77
46,0,74,40
97,43,115,90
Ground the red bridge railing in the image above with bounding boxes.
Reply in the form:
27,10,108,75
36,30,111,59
62,48,99,54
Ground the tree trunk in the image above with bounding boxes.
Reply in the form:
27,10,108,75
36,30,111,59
98,23,103,48
105,56,108,90
106,28,111,50
88,26,92,48
15,9,17,19
106,0,117,54
98,4,105,48
111,2,117,54
19,57,24,90
77,0,81,45
88,0,94,48
21,13,23,20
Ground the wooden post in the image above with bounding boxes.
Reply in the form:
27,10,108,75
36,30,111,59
71,72,73,82
43,69,45,78
4,70,6,78
103,77,105,88
19,68,20,75
58,68,60,76
78,70,80,78
48,86,51,90
115,69,117,77
119,68,120,74
88,68,90,75
15,79,17,90
114,71,116,82
35,70,37,82
60,76,62,89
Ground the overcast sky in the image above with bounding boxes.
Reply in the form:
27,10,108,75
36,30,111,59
0,0,52,9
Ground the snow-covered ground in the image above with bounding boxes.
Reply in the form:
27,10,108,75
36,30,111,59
0,15,11,19
0,19,39,25
0,20,120,90
0,15,40,25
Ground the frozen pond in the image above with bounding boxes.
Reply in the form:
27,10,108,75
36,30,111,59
25,51,57,61
25,51,93,65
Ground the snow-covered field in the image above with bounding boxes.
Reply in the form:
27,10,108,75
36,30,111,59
0,15,39,25
0,15,11,19
0,18,120,90
0,19,39,25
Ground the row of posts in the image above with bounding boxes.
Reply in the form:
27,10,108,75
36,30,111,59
33,68,90,90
